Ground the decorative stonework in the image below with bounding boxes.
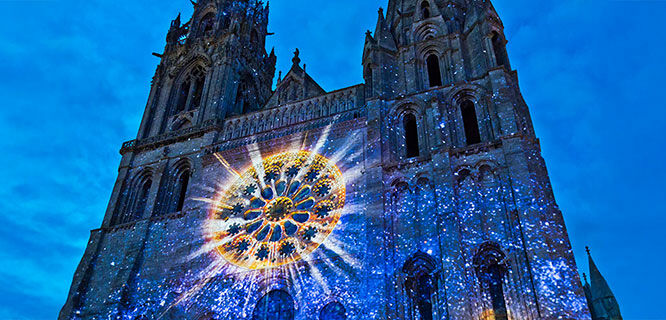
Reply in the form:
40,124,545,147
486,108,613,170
207,151,345,270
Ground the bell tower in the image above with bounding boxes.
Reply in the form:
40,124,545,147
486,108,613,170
61,0,599,318
137,0,276,139
363,0,514,98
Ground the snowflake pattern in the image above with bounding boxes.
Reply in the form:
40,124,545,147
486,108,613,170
210,151,345,269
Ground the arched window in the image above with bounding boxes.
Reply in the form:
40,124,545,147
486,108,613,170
426,54,442,87
421,1,431,19
175,80,190,113
491,32,509,68
403,253,438,320
473,242,508,320
319,302,346,320
250,29,259,45
404,113,420,158
174,65,206,116
252,290,295,320
173,167,190,212
461,100,481,145
132,178,152,221
364,68,373,96
201,12,215,35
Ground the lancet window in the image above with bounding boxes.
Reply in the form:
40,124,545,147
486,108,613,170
173,65,206,115
426,54,442,87
404,113,420,158
473,242,509,320
461,99,481,145
403,253,439,320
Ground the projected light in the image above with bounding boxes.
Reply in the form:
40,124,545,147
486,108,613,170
208,150,346,270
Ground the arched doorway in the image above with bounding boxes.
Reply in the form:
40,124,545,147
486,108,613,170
252,290,295,320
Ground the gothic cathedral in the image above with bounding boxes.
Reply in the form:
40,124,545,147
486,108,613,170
61,0,621,319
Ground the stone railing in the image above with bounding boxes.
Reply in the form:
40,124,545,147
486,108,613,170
120,118,223,155
220,84,365,142
120,85,365,155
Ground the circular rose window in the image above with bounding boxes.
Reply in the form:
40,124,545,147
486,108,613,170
208,151,345,270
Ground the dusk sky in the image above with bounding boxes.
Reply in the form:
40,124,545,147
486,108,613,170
1,0,665,318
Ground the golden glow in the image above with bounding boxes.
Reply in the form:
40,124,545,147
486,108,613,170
206,150,345,270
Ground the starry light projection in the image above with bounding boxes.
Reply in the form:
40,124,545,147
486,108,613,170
146,124,367,318
110,117,588,320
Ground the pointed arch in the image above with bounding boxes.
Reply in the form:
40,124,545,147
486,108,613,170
250,29,259,45
491,31,509,69
252,290,295,320
473,242,509,320
200,12,216,35
403,252,438,320
171,160,192,213
170,63,208,120
319,301,346,320
114,170,154,225
421,1,431,19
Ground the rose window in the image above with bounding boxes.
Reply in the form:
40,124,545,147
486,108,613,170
209,151,346,270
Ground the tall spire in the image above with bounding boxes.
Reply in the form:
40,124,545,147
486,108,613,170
373,8,396,51
586,247,623,320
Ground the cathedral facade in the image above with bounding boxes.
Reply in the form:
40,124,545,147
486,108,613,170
61,0,599,319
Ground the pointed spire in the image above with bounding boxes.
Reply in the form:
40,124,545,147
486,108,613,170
587,247,623,320
373,7,397,51
172,13,182,28
588,249,614,302
374,7,385,34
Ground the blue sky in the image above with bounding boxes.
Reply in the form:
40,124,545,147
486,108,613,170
1,0,664,318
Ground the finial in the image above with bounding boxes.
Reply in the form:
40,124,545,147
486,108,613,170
292,48,301,66
277,71,282,83
586,246,591,256
583,273,588,284
366,30,372,37
303,64,306,73
378,7,384,16
172,13,182,27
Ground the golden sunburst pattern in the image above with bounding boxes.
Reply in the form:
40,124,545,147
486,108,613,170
208,150,345,270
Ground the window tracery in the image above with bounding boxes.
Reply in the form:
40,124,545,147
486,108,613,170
200,12,216,36
174,65,206,116
208,151,345,270
114,171,153,225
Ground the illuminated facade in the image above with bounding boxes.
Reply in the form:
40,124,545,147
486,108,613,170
61,0,597,319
